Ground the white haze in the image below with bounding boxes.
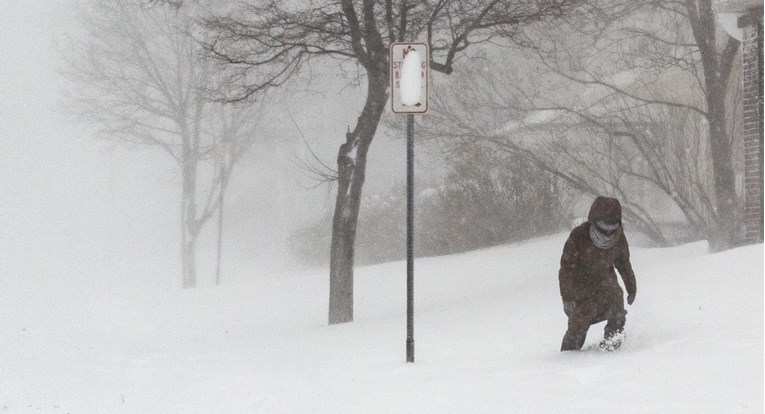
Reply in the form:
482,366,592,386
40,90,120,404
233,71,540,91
0,0,413,295
1,2,763,412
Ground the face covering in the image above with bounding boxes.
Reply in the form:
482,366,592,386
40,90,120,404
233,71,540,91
590,224,619,249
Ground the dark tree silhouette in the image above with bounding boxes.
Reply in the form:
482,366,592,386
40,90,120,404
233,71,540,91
203,0,571,324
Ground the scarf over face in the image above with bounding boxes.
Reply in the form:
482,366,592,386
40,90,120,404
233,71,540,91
587,196,623,249
589,224,620,249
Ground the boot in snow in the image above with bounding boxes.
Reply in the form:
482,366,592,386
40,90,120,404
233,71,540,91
599,330,625,352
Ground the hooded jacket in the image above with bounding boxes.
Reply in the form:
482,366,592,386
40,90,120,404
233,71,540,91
558,197,637,303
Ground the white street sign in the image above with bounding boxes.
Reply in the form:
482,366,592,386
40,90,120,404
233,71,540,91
390,42,428,114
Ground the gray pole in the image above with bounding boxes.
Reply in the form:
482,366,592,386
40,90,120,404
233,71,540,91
406,114,415,363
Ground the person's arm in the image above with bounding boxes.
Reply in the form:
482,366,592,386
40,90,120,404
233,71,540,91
559,235,581,303
615,233,636,304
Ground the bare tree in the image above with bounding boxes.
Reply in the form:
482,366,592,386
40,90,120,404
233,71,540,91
418,72,674,245
63,0,262,287
203,0,571,324
421,0,743,250
427,94,719,244
529,0,741,250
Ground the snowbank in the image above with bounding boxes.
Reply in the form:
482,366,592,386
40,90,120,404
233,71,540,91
1,235,762,413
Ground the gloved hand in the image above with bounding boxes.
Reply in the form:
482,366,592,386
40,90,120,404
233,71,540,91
563,301,576,317
627,292,636,305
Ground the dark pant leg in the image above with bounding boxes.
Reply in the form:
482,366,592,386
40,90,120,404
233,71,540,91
603,307,627,338
603,289,627,338
561,301,598,351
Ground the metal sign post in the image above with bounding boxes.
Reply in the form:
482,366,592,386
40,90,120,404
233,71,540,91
406,113,415,363
390,42,428,363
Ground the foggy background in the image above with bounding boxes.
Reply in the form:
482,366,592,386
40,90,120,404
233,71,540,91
0,0,753,294
0,1,761,412
0,0,419,293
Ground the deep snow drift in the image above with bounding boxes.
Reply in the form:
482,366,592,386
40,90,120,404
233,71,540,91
1,235,762,413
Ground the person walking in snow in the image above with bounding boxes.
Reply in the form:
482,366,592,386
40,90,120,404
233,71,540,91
559,196,637,351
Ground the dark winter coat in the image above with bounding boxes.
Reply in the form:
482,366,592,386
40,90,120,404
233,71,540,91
558,197,637,305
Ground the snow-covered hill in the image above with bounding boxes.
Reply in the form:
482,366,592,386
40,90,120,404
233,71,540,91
1,234,762,413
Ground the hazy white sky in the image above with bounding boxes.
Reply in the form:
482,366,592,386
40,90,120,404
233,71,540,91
0,0,184,294
0,0,417,292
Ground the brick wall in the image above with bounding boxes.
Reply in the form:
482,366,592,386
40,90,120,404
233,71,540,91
741,10,764,244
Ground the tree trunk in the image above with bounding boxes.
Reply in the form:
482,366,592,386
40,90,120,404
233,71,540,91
215,167,228,286
707,95,738,251
182,226,198,288
181,156,199,288
328,72,388,325
688,0,741,251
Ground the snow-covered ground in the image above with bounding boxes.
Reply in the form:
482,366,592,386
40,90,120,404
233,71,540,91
1,234,762,413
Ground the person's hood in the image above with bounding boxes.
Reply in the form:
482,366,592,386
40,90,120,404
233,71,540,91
587,196,622,225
